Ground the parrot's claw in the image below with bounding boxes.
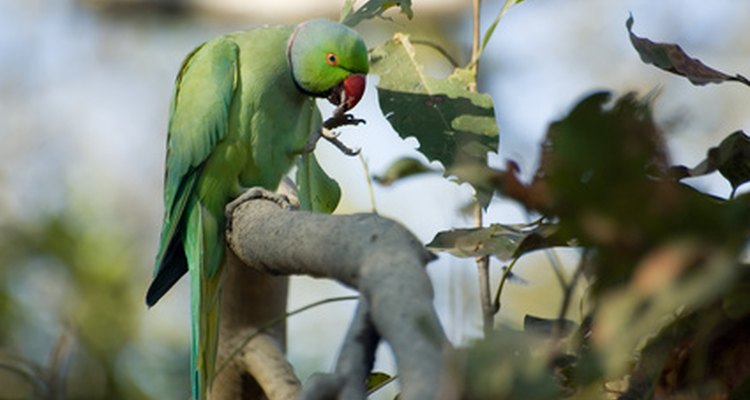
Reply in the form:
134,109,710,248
323,134,361,156
342,114,366,127
322,110,366,130
297,109,365,156
320,128,341,140
225,187,296,223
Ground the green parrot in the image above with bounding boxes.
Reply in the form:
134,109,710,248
145,19,369,400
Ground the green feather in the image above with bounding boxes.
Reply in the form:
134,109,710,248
146,19,369,400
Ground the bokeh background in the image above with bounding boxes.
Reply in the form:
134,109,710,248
1,0,748,398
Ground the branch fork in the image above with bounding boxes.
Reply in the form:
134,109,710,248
213,188,454,400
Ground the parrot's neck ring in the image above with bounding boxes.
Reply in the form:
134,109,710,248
286,26,331,99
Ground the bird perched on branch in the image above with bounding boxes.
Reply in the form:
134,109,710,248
145,18,368,400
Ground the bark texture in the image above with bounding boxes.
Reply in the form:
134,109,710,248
214,193,453,399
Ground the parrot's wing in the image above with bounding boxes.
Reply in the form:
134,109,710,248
147,37,239,306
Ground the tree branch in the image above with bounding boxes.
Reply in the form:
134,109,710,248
224,194,453,399
210,250,300,400
301,299,379,400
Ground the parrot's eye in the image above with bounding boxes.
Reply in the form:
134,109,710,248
326,52,338,66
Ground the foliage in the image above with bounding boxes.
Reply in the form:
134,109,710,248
367,4,750,400
0,205,170,399
370,33,499,207
296,153,342,213
3,1,750,399
626,15,750,87
372,156,436,186
670,130,750,197
340,0,413,27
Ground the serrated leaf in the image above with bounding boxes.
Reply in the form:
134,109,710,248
341,0,413,27
373,157,436,186
370,33,499,207
427,222,548,260
670,130,750,194
626,15,750,87
296,153,341,213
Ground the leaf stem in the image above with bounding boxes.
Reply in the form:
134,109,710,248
358,153,378,213
553,250,587,341
469,0,481,91
468,0,518,71
492,256,520,314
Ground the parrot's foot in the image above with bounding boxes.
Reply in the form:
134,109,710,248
299,110,365,156
325,113,366,130
323,108,366,130
225,187,297,222
321,129,360,156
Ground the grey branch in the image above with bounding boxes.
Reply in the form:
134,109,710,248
301,299,379,400
222,191,454,399
210,250,300,400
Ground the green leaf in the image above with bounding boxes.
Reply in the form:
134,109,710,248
626,14,750,87
373,157,436,186
366,371,394,393
340,0,356,22
341,0,413,27
670,131,750,195
707,131,750,194
296,153,341,213
512,223,574,259
426,222,548,260
477,0,525,60
370,34,499,206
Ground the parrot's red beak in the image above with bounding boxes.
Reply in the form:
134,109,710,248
342,74,366,110
329,74,366,111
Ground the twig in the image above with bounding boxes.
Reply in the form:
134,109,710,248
543,246,567,290
214,295,359,379
492,256,521,314
301,299,380,400
469,0,495,337
468,0,481,92
553,250,587,341
48,329,75,400
358,154,378,213
527,211,567,291
0,357,47,397
468,0,519,71
474,204,495,336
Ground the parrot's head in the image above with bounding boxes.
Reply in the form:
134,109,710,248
288,19,369,111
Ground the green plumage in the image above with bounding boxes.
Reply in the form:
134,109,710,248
146,20,368,400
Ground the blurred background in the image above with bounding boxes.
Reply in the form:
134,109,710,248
1,0,748,398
